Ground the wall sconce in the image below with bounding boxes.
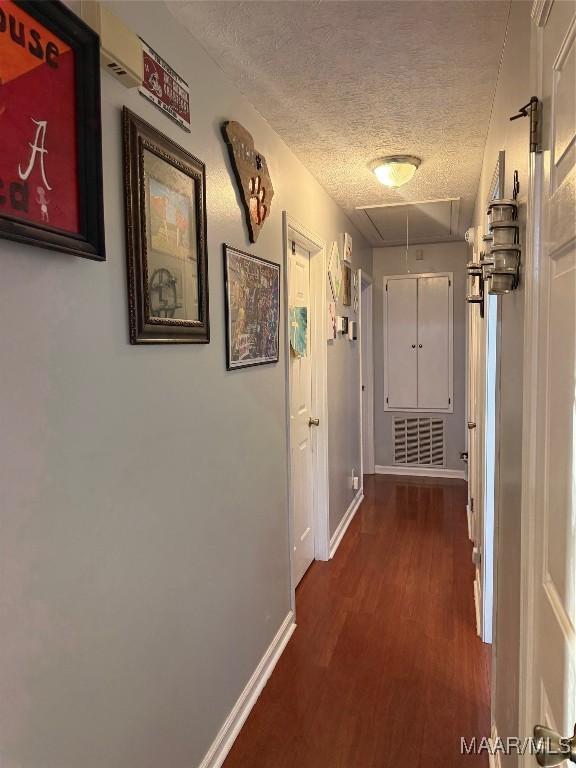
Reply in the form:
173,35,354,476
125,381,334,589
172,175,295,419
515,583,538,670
486,198,520,295
466,261,484,315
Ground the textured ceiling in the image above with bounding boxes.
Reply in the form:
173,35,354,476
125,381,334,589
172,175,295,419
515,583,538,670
168,1,510,245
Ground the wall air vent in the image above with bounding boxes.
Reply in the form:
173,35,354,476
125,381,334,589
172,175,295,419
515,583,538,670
393,417,445,467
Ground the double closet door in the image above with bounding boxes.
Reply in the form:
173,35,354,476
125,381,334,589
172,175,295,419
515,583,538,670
384,273,453,412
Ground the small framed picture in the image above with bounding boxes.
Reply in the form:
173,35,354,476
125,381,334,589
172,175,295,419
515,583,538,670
342,262,352,306
223,245,280,370
328,240,342,301
341,232,352,263
122,107,209,344
0,0,105,259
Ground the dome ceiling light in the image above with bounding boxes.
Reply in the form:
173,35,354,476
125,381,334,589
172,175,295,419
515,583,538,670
370,155,421,188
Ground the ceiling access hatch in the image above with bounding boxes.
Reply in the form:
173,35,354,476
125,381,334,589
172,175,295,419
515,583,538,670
356,198,461,246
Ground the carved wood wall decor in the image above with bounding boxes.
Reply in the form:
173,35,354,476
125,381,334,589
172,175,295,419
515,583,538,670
222,121,274,243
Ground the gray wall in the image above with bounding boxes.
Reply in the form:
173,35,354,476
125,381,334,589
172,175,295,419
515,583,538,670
0,3,370,767
471,2,531,760
372,242,467,472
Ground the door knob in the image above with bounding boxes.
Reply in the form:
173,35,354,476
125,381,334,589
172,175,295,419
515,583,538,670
411,344,416,348
468,421,477,429
308,417,320,427
533,723,576,766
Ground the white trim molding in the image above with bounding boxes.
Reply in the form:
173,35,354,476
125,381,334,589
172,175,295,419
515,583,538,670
198,611,296,768
329,489,364,559
532,0,553,27
375,465,466,480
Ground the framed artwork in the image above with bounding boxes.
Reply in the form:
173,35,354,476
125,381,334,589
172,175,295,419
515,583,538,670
342,262,352,306
223,244,280,370
341,232,352,263
122,107,209,344
0,0,105,259
328,240,342,301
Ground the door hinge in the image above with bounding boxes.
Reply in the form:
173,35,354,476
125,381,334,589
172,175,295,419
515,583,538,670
385,282,388,291
386,397,389,404
448,397,451,405
449,279,451,287
291,240,296,255
510,96,542,153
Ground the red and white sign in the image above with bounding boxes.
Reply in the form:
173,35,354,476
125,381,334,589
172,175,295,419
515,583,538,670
139,40,190,132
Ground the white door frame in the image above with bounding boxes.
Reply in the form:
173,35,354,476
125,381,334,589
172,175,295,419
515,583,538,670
518,6,547,739
283,212,330,612
359,270,375,479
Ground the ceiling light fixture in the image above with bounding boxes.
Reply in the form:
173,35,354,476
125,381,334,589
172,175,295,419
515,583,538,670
370,155,421,188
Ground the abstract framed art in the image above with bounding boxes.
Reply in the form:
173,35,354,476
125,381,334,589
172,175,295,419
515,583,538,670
0,0,105,259
122,107,209,344
223,244,280,370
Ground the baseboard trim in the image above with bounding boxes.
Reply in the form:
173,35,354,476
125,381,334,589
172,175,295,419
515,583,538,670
473,577,481,638
198,611,296,768
330,489,364,559
375,465,466,480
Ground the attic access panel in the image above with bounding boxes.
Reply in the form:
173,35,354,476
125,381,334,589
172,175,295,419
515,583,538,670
357,198,461,246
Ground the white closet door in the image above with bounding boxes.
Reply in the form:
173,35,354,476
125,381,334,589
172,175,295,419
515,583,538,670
386,278,418,408
417,276,450,409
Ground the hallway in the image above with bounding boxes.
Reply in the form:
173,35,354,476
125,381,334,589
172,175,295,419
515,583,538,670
224,476,491,768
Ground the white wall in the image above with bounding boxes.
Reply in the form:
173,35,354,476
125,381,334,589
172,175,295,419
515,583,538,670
471,2,532,760
0,3,371,767
372,242,467,472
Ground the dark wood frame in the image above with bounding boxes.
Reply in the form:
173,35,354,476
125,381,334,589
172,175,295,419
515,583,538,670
122,107,209,344
223,244,280,370
0,1,105,260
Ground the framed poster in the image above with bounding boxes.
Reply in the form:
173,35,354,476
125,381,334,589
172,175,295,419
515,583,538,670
0,0,105,259
223,245,280,370
122,107,209,344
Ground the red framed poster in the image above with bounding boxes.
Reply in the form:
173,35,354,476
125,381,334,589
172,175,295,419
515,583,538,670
0,0,105,259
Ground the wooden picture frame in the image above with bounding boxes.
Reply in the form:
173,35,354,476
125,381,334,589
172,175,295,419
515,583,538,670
223,244,280,370
0,0,105,259
122,107,209,344
342,262,352,306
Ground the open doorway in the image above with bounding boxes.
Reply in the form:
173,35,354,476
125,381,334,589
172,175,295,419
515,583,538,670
359,271,375,478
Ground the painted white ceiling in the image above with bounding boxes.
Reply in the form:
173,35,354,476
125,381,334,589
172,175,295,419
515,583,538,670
168,1,510,246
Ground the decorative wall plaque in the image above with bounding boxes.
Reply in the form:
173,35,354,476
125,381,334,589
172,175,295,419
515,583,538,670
221,121,274,243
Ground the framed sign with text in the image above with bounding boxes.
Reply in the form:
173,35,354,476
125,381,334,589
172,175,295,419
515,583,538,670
0,0,105,259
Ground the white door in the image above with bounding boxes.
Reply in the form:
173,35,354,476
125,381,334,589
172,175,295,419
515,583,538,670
523,0,576,751
289,242,315,586
386,277,418,409
467,294,485,636
361,276,375,475
417,275,451,409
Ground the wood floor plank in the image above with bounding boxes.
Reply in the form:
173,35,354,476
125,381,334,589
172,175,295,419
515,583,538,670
223,474,491,768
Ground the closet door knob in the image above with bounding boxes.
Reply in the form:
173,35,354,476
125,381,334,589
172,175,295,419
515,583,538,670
411,344,416,348
419,344,423,348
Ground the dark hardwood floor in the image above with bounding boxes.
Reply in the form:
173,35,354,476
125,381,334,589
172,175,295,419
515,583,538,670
223,474,491,768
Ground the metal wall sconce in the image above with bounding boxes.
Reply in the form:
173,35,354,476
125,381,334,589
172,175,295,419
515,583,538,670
486,198,520,295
